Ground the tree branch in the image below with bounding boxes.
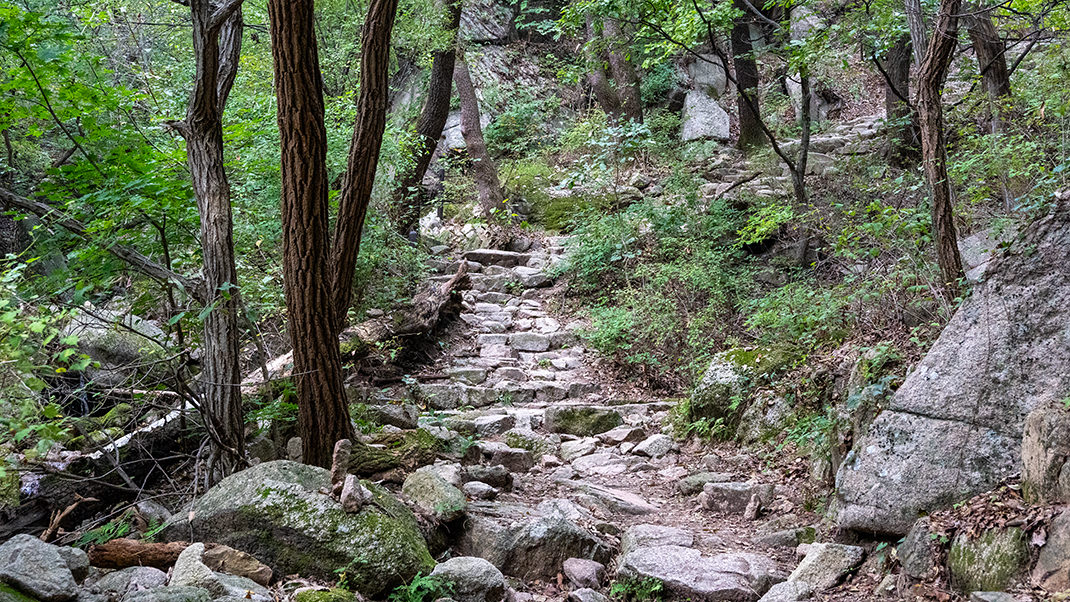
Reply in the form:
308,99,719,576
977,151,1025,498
209,0,245,32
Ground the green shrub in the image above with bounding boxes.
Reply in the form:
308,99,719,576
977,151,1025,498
610,576,665,602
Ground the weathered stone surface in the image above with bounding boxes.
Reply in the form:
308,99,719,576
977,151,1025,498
123,586,212,602
787,543,864,591
681,91,730,142
968,593,1016,602
64,309,171,389
563,558,605,589
570,481,658,515
456,500,612,581
460,0,516,44
464,249,530,267
757,581,812,602
620,524,694,557
488,445,534,472
948,528,1028,593
89,567,168,598
836,204,1070,534
545,407,623,436
202,544,273,586
365,404,420,430
171,543,271,601
463,481,499,500
403,466,468,522
474,414,516,437
569,589,608,602
0,535,78,602
464,465,514,490
700,482,775,514
898,518,936,579
687,54,727,98
678,472,733,496
618,546,782,601
161,461,434,596
1033,509,1070,591
56,547,89,584
597,426,646,445
1021,407,1070,503
430,557,505,602
633,434,675,458
560,438,597,461
690,354,748,422
450,367,489,386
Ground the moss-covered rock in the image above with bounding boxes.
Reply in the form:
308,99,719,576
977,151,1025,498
101,403,134,428
544,407,622,436
948,527,1028,592
0,583,41,602
403,466,467,522
161,460,434,597
294,589,357,602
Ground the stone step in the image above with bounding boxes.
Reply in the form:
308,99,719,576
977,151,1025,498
464,249,532,267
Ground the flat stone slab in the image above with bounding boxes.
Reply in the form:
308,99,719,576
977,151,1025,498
619,545,782,601
464,249,531,267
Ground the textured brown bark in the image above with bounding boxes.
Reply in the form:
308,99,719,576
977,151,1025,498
602,18,642,123
181,0,245,475
916,0,966,296
731,1,764,151
88,539,189,570
393,0,463,237
882,35,920,163
584,15,621,117
453,55,506,218
965,7,1010,122
329,0,400,334
268,0,355,469
905,0,929,67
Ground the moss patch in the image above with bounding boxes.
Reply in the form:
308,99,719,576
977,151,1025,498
948,527,1028,592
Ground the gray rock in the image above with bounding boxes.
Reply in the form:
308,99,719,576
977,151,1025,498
968,593,1016,602
171,543,271,601
488,445,534,473
456,500,612,581
464,465,514,491
700,482,775,514
563,558,605,589
836,206,1070,535
568,589,608,602
0,534,78,602
1021,407,1070,503
460,0,516,44
618,546,782,601
421,383,470,409
64,309,171,389
687,54,727,98
545,407,623,436
786,543,864,591
621,524,694,556
403,466,468,522
757,581,813,602
123,587,212,602
678,472,733,496
560,438,597,461
513,267,551,288
1033,509,1070,591
948,528,1028,593
474,414,516,437
570,481,658,515
430,557,506,602
509,333,551,352
464,249,530,268
366,404,420,430
90,566,168,597
596,426,646,445
632,434,675,458
898,518,936,579
690,354,748,423
681,90,730,142
449,367,489,386
463,481,499,500
160,461,434,596
56,547,89,583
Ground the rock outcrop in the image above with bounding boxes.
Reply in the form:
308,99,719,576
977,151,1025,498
836,199,1070,534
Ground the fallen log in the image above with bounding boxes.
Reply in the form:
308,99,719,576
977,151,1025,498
88,538,189,569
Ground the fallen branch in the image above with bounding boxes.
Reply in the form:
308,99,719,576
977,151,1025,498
88,538,189,569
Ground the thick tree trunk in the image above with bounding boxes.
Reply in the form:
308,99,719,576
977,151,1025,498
453,56,506,218
916,0,966,296
905,0,929,67
965,7,1010,127
184,0,245,475
883,35,920,164
268,0,356,469
393,0,463,237
329,0,401,333
731,1,764,151
584,15,621,117
602,18,642,123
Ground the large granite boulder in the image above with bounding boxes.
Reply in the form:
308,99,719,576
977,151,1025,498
64,308,172,389
162,461,434,596
0,535,79,602
681,91,730,143
836,199,1070,534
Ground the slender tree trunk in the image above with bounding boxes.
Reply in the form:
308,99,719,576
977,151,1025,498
584,15,621,117
883,34,920,164
916,0,966,297
453,55,506,217
182,0,245,476
906,0,929,67
394,0,463,237
731,1,764,151
790,70,811,205
268,0,356,468
602,18,642,123
329,0,401,334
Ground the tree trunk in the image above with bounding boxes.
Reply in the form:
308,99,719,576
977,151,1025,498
731,1,764,151
329,0,401,334
88,539,189,570
393,0,463,237
602,18,642,123
267,0,356,469
916,0,966,297
183,0,245,476
964,7,1010,127
790,70,811,205
905,0,929,67
584,15,621,117
453,55,506,218
883,34,920,164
